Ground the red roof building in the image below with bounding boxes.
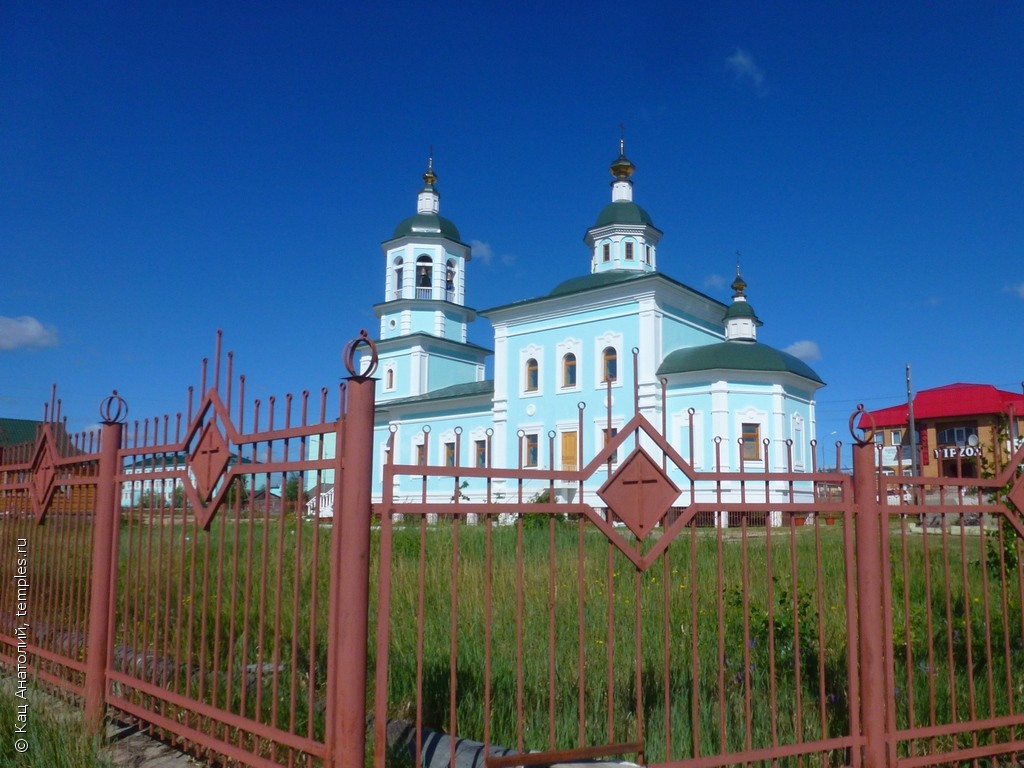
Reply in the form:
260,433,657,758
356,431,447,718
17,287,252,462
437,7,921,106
860,383,1024,478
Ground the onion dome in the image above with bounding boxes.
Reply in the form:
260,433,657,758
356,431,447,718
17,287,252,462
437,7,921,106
391,156,463,242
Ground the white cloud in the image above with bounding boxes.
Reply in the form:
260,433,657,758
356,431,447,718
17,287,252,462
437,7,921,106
703,273,727,291
0,316,58,351
726,48,768,96
1005,283,1024,299
470,239,494,266
784,340,821,361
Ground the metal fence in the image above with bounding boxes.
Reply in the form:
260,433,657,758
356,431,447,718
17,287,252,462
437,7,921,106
1,333,1023,768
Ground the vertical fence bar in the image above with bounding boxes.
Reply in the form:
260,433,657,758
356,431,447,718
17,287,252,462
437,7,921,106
84,395,125,733
328,348,377,768
853,435,889,768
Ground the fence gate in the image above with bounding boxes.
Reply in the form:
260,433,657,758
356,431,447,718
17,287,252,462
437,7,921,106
372,368,866,768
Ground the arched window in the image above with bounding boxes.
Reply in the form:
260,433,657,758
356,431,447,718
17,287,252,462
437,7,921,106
416,255,432,297
562,353,577,387
601,347,617,383
393,257,404,299
385,368,395,390
602,243,611,262
625,242,634,261
445,259,456,300
525,358,539,392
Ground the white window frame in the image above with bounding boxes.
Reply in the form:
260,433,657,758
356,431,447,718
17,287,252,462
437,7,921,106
594,417,624,466
673,408,705,469
593,331,623,389
736,407,767,466
555,337,582,393
519,343,544,397
791,413,806,469
519,427,543,468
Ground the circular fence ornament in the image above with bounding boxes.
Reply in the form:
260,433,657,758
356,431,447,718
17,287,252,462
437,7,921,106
99,391,128,425
343,330,379,378
849,404,874,446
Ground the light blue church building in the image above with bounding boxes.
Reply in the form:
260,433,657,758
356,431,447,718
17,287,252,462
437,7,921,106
314,145,824,513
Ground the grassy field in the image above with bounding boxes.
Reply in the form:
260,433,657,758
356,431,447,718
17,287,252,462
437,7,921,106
13,503,1024,766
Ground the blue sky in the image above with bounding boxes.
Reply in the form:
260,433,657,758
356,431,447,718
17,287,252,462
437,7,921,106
3,1,1022,460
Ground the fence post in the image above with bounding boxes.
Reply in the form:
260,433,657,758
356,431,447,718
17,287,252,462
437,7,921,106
84,393,126,734
852,435,889,768
328,334,378,768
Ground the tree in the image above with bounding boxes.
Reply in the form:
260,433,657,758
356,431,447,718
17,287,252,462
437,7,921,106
285,475,304,502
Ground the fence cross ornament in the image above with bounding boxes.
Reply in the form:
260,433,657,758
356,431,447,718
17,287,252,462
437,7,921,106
597,446,680,541
180,391,239,529
189,420,231,504
28,427,60,523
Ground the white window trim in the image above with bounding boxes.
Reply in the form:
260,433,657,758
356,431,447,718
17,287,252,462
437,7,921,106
594,417,624,467
519,343,544,397
555,337,582,393
518,424,544,468
673,409,705,470
736,407,768,465
411,432,428,466
790,413,806,469
594,331,624,389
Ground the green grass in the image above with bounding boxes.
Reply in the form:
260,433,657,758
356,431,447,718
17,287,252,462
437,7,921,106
14,502,1024,766
379,518,856,762
376,515,1024,763
0,683,111,768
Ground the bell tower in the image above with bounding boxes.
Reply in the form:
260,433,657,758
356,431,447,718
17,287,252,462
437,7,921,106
372,157,490,400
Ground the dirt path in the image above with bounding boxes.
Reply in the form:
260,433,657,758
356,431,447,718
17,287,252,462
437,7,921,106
103,719,206,768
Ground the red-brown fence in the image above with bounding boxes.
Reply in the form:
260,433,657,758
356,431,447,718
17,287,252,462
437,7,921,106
1,334,1024,768
0,334,378,768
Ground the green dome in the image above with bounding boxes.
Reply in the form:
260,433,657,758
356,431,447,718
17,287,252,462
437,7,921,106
594,200,655,228
392,213,462,242
549,270,649,297
657,341,823,384
723,300,760,321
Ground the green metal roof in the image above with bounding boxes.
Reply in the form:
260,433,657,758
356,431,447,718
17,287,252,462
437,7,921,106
374,331,492,356
548,270,650,297
593,200,656,228
391,213,462,242
0,418,42,446
377,380,494,409
483,270,727,316
657,341,824,384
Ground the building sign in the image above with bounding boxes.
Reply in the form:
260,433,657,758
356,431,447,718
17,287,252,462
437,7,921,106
933,445,983,459
880,446,901,466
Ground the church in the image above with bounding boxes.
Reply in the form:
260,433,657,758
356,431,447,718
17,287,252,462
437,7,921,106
315,143,824,511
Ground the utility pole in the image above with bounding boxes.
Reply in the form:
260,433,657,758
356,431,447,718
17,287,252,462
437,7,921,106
906,363,919,477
